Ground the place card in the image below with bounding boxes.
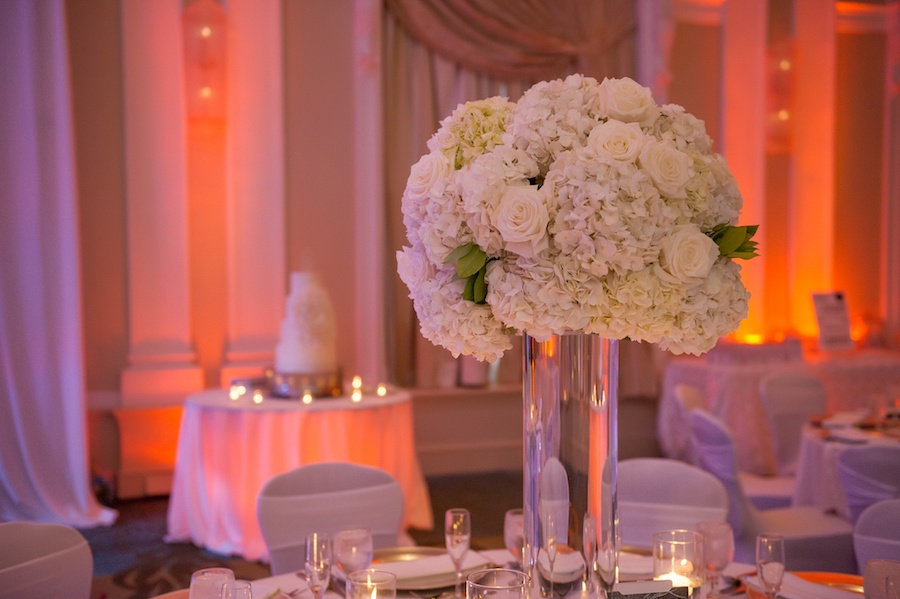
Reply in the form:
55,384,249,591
609,580,689,598
812,291,854,351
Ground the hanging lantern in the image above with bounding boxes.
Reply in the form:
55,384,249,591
182,0,227,120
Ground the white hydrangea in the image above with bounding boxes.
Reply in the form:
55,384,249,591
397,75,754,361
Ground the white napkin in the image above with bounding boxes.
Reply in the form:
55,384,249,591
617,551,653,577
744,572,859,599
829,427,871,442
822,411,867,428
376,552,491,587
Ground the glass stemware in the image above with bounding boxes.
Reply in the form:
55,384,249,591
220,579,253,599
755,533,785,599
445,508,471,599
503,508,525,568
466,568,529,599
333,527,374,578
305,532,332,599
697,520,734,598
190,567,235,599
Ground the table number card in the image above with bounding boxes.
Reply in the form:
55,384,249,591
609,580,689,599
812,292,855,351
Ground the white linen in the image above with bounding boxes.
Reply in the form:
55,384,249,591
0,522,93,599
743,572,859,599
837,445,900,522
376,551,492,588
660,351,900,476
166,389,433,560
0,0,116,527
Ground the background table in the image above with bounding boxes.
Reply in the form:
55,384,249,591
658,349,900,475
166,387,433,560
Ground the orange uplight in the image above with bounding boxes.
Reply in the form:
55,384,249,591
741,333,766,345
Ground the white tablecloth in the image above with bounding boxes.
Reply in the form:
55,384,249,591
659,349,900,475
165,388,433,560
792,425,900,519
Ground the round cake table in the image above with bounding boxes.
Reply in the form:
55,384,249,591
165,387,433,560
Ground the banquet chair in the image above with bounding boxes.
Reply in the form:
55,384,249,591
257,461,405,575
669,384,706,463
836,445,900,523
618,457,728,548
0,521,93,599
758,371,827,476
689,409,856,573
853,498,900,572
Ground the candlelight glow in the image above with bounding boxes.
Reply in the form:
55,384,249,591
376,384,387,397
352,389,362,402
302,392,313,405
352,375,362,390
741,333,766,345
252,390,263,404
200,26,212,38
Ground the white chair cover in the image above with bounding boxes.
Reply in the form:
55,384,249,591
0,521,93,599
257,462,404,575
837,445,900,523
758,372,827,476
669,384,706,463
689,409,856,572
854,499,900,572
617,457,728,548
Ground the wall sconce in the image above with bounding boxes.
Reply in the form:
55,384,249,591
766,39,795,154
182,0,227,120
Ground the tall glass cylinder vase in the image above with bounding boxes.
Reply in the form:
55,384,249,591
523,333,618,598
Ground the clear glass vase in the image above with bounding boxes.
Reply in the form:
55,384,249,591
523,333,619,598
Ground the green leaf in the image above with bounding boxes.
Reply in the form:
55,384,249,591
715,226,747,256
473,266,487,304
456,245,487,278
730,250,760,259
443,243,475,265
707,223,760,260
463,274,476,302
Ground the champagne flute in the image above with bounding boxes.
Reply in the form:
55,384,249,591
755,533,785,599
503,508,525,568
445,508,471,599
305,532,332,599
333,527,374,577
190,567,235,599
697,520,734,598
544,511,560,598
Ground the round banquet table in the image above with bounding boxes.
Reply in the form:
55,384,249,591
165,387,434,560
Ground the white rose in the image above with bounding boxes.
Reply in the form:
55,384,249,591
396,245,435,291
493,185,550,258
588,120,645,162
406,151,452,200
639,139,694,198
598,77,660,127
658,224,719,284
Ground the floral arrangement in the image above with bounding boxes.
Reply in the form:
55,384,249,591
396,75,757,362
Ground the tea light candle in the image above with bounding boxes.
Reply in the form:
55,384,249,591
252,390,264,404
302,392,313,405
352,375,362,390
376,383,387,397
352,389,363,403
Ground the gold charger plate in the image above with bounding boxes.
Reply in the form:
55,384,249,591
794,571,865,594
370,546,489,590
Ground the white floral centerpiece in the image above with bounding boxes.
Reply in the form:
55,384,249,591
397,75,757,362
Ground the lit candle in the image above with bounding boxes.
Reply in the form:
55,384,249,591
376,384,387,397
352,389,362,403
352,375,362,390
653,571,701,595
252,390,264,404
302,392,313,405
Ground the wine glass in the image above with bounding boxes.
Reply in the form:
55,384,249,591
697,520,734,598
220,579,253,599
445,508,471,599
305,532,332,599
190,567,234,599
466,568,529,599
755,533,785,599
333,527,374,577
503,508,525,568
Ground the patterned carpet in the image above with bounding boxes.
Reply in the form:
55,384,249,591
80,471,522,599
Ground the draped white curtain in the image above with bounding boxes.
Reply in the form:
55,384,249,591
0,0,117,527
382,1,656,390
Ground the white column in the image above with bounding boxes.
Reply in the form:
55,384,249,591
220,0,286,385
120,0,202,406
352,0,388,383
790,0,837,337
721,0,767,337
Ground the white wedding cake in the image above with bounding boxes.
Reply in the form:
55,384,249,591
274,271,337,375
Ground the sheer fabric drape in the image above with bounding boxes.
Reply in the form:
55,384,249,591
383,1,636,387
0,0,116,526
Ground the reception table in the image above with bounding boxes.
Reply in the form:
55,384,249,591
165,386,433,560
659,348,900,475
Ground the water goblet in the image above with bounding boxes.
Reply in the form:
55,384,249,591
503,508,525,568
190,567,235,599
697,520,734,598
445,508,471,599
333,527,374,577
467,568,529,599
220,579,253,599
755,533,785,599
305,532,332,599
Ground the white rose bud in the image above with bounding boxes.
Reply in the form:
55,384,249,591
598,77,661,127
588,120,645,162
493,185,550,258
658,224,719,284
406,151,452,201
639,139,694,198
